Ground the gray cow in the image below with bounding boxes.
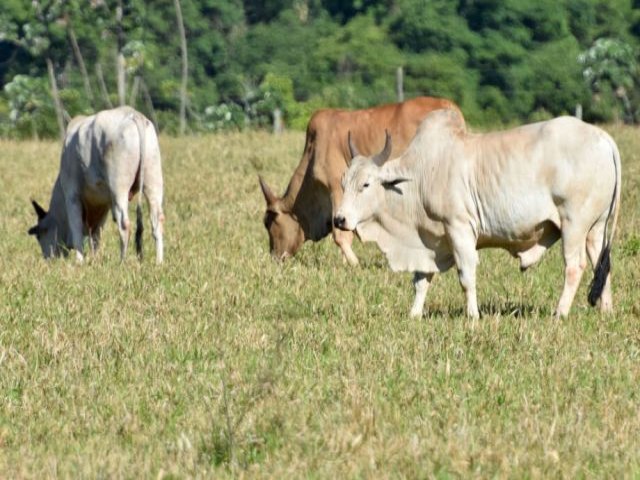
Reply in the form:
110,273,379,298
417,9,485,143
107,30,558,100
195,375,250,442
29,106,165,263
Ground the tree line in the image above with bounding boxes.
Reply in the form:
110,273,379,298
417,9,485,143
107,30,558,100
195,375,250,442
1,0,639,138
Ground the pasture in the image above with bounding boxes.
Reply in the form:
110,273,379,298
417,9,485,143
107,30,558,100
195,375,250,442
1,126,639,478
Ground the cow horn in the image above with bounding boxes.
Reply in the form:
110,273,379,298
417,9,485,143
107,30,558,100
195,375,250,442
372,130,392,166
258,176,277,205
31,199,47,220
348,131,360,159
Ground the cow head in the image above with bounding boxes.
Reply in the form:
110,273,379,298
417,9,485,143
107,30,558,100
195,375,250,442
28,199,62,258
334,131,409,231
259,177,304,261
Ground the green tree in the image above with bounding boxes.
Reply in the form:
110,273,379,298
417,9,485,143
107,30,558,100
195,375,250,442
579,37,638,122
510,37,588,120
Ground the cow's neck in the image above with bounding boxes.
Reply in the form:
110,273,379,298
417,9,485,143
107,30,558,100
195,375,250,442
281,151,315,240
48,178,73,247
289,175,330,241
282,140,334,242
281,145,309,209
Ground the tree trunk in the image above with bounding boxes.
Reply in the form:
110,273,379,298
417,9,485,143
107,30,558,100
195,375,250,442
116,0,126,106
140,78,159,131
95,63,114,108
67,23,95,108
46,57,66,141
117,53,126,106
174,0,188,135
129,75,140,107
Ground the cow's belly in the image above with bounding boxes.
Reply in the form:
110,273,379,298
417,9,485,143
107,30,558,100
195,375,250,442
80,180,111,233
477,219,560,253
82,201,110,233
477,192,560,247
82,181,111,206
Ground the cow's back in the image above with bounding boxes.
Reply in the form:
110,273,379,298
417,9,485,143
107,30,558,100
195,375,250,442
62,107,147,206
458,116,617,243
309,97,460,186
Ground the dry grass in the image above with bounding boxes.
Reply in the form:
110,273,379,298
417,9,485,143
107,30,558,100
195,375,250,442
1,126,639,478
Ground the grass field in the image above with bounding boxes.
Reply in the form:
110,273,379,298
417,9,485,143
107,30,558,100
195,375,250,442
1,125,640,478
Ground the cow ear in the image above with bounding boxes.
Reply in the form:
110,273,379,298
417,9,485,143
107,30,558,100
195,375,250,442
258,175,278,205
381,176,410,195
31,199,47,220
28,225,39,236
347,131,360,160
379,168,410,191
372,130,392,166
382,177,410,187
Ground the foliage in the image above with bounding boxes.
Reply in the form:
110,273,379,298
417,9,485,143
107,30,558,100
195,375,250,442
2,0,640,137
579,37,638,121
202,102,246,131
2,74,57,138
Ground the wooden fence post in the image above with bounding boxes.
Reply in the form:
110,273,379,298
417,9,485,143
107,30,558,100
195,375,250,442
273,108,283,135
396,66,404,103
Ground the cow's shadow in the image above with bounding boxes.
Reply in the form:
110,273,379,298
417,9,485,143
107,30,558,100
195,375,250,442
424,302,549,319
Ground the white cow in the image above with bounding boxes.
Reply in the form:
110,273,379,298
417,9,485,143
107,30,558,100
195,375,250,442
29,106,165,263
334,109,620,318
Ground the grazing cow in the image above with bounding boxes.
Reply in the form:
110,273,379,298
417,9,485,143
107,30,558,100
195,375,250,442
334,109,620,318
28,106,165,263
258,96,460,265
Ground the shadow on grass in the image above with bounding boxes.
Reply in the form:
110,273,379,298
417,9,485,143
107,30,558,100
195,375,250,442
423,302,551,319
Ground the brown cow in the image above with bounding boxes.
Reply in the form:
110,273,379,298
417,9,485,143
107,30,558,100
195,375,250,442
259,96,460,265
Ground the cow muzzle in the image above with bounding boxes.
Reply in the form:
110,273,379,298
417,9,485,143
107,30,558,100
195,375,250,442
333,214,349,231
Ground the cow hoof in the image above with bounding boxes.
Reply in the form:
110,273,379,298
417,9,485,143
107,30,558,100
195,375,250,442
553,310,568,320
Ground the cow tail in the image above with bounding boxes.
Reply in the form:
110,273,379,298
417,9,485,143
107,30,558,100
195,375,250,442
588,137,621,306
132,113,146,259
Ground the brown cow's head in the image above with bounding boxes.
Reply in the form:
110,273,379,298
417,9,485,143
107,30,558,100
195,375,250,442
259,177,304,261
28,199,63,258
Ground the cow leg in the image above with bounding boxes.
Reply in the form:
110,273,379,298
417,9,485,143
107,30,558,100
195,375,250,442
112,196,131,261
448,225,480,319
333,228,358,266
410,271,435,318
89,228,101,255
143,186,164,264
64,196,85,263
555,227,588,318
148,200,165,264
89,215,108,255
586,222,613,312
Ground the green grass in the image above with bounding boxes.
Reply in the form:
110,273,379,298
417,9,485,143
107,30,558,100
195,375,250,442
1,127,639,478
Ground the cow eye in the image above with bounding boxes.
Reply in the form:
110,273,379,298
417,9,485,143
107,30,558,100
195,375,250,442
363,182,370,188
